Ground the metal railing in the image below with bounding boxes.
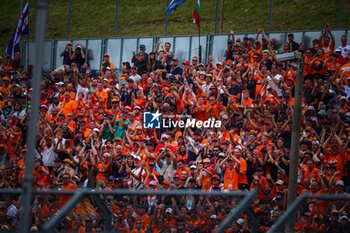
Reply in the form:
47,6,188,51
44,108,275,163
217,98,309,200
22,29,350,72
269,193,350,233
0,188,259,233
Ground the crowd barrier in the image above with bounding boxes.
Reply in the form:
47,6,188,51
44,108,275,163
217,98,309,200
22,29,350,72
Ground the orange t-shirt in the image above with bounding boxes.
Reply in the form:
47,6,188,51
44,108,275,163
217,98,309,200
241,97,253,108
201,172,212,190
320,44,334,58
224,168,239,190
0,85,11,96
238,158,248,185
60,100,78,117
175,167,190,177
206,104,221,119
95,90,108,109
254,75,264,95
193,104,208,121
325,153,345,173
58,182,77,207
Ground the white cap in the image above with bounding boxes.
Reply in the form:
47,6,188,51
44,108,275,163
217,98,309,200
93,128,100,133
307,106,315,111
149,180,157,186
237,218,245,225
190,165,197,169
30,226,39,232
165,208,172,214
336,180,345,186
340,215,349,222
135,155,142,161
276,180,284,185
161,134,170,139
210,214,217,219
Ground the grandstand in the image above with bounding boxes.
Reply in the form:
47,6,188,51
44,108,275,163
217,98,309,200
0,0,350,232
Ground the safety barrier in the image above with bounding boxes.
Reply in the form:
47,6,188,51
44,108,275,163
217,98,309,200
0,188,259,233
22,29,350,72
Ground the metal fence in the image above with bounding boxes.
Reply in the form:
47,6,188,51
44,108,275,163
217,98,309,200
0,188,259,233
22,29,350,72
269,193,350,233
1,188,349,233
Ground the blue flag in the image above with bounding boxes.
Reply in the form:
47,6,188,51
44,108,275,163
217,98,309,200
6,3,29,59
166,0,186,16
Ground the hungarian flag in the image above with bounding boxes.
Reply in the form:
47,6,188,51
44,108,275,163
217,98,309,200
193,0,200,29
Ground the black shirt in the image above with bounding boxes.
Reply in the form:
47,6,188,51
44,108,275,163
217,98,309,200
120,88,136,106
171,66,183,76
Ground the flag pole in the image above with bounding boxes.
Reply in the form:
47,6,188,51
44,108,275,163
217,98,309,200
198,26,201,63
165,0,170,36
26,3,30,71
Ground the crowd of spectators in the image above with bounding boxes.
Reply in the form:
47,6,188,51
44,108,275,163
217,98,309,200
0,24,349,232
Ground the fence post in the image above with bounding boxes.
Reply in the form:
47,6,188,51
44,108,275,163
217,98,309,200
214,0,219,34
165,0,169,36
67,0,72,39
337,0,342,28
19,0,49,232
115,0,119,34
268,0,273,32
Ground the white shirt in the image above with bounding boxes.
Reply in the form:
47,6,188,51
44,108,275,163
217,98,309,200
336,45,350,58
129,74,141,84
344,85,350,99
160,162,175,181
131,166,145,189
41,144,58,167
202,83,213,96
76,83,89,100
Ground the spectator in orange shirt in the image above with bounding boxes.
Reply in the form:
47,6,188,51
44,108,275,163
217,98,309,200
60,91,77,117
241,89,253,108
217,151,241,190
100,53,114,76
94,82,108,109
57,173,77,207
206,94,221,119
318,24,335,58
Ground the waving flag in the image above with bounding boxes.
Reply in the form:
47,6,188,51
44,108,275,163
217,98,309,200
193,0,200,29
166,0,186,16
6,3,29,59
